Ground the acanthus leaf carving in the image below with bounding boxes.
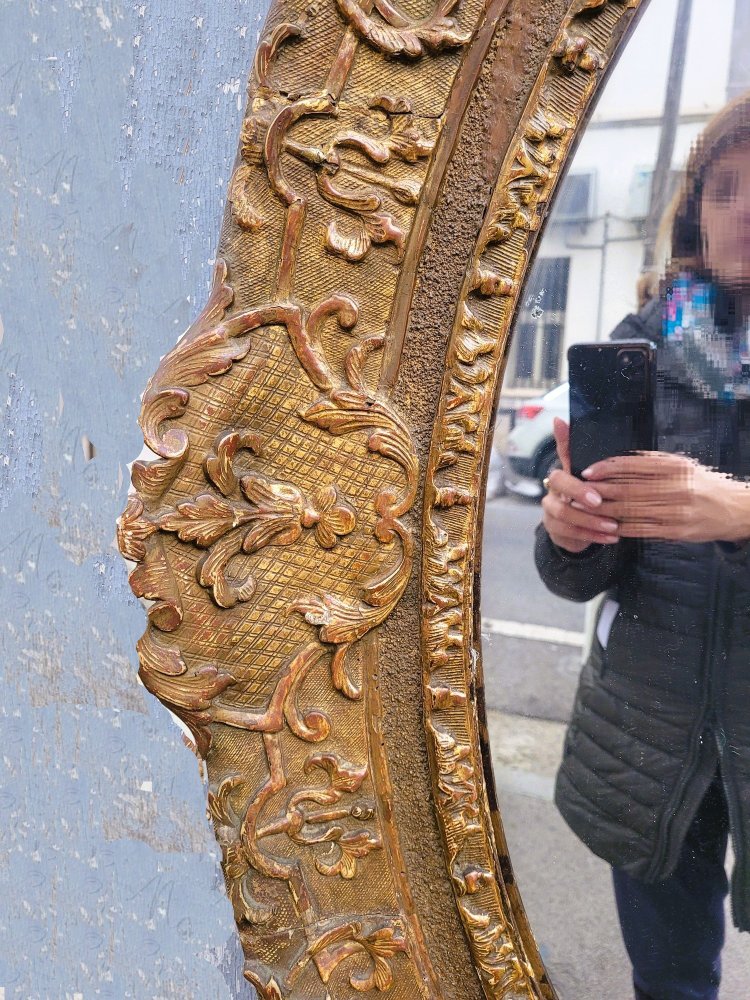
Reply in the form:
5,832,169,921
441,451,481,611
427,684,467,709
245,752,383,882
117,494,158,563
136,629,236,756
259,977,286,1000
229,164,267,231
118,496,183,632
454,864,494,896
127,411,358,613
231,32,440,263
429,722,482,850
130,259,276,503
455,321,496,364
314,828,382,880
571,0,639,13
313,107,435,262
470,265,515,298
325,209,406,263
459,903,534,999
283,310,418,700
254,21,306,90
123,266,422,994
433,486,473,508
203,429,264,498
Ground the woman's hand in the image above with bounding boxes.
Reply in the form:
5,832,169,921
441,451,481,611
582,451,750,543
541,418,621,553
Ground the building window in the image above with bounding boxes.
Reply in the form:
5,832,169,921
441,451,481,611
507,257,570,390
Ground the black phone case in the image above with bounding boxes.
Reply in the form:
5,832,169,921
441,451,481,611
568,340,656,478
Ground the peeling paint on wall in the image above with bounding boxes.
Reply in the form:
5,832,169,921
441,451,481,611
0,1,268,996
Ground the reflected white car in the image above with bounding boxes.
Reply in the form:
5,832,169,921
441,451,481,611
505,382,569,497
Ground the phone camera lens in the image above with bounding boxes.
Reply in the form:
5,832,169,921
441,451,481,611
618,349,645,385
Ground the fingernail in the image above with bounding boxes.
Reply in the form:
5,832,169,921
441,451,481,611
602,521,618,532
603,535,619,544
585,491,602,506
582,467,594,478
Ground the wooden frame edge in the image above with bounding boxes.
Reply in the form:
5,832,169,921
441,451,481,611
422,2,646,997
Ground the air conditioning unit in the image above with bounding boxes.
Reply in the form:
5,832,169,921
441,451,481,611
627,166,682,220
628,166,653,220
549,171,595,223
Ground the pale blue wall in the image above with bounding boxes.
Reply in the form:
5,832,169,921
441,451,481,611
0,2,268,995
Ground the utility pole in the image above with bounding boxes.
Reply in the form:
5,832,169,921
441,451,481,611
641,0,694,275
728,0,750,101
565,215,640,340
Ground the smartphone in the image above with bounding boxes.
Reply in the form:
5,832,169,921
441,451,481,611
567,340,657,478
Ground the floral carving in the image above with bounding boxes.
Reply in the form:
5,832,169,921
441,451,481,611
209,773,276,926
292,427,415,696
553,29,603,72
481,104,572,255
231,92,437,263
572,0,639,12
208,753,381,898
303,485,358,550
254,753,381,880
318,98,436,262
334,0,470,58
429,723,482,850
122,0,458,988
307,920,408,992
157,463,356,609
225,0,455,270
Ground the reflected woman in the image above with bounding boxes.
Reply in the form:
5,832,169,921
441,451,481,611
535,94,750,1000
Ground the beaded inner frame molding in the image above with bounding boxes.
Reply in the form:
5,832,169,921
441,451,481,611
117,1,647,997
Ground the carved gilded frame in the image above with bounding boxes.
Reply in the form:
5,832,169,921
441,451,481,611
117,1,648,996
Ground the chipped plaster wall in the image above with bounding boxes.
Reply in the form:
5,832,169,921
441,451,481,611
0,1,268,996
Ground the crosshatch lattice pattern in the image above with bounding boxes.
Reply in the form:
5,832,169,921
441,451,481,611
163,326,399,712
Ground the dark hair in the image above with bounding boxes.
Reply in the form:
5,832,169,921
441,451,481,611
664,92,750,330
670,91,750,276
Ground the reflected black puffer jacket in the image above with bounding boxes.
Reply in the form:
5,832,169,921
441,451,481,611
535,301,750,930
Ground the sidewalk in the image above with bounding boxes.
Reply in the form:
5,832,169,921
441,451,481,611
488,709,750,1000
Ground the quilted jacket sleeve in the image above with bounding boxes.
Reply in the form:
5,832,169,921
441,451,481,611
534,523,634,603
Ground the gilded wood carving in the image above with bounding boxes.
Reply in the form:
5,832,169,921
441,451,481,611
117,0,647,997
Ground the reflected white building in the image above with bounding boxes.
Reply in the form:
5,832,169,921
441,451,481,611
503,0,748,403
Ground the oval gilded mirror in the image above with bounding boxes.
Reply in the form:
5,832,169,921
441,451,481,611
116,0,750,997
484,2,750,997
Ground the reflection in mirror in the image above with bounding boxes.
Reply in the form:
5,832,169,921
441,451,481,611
482,2,750,997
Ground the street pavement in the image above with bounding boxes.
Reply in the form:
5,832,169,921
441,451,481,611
480,493,750,999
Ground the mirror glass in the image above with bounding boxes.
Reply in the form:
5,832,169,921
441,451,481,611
483,2,750,996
